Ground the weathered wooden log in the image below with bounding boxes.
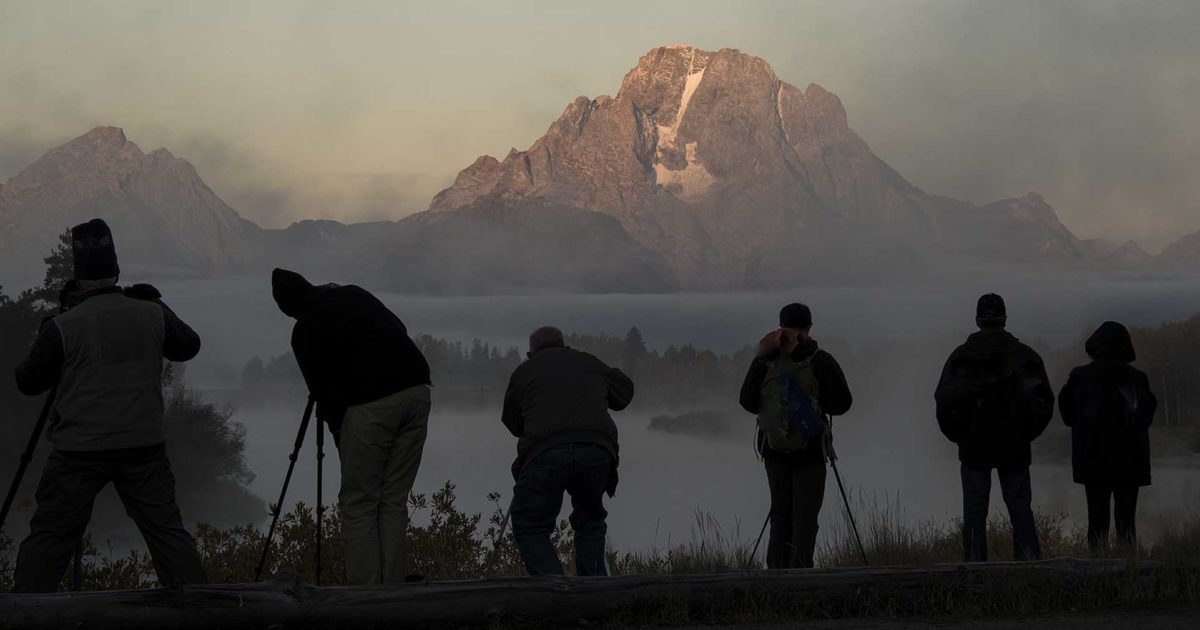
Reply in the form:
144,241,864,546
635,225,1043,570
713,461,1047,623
0,558,1185,629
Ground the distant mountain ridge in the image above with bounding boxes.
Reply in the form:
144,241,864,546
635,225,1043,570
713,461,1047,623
2,45,1198,292
0,127,261,282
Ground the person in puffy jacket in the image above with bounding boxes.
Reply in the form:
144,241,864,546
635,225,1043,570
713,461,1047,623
935,293,1054,562
501,326,634,576
1058,321,1157,551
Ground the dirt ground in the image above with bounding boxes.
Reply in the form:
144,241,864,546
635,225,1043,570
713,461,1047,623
619,605,1200,629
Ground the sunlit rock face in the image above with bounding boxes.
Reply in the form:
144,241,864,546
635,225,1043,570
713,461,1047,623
431,45,1097,288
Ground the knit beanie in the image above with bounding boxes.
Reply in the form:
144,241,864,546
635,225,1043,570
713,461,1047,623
976,293,1007,328
71,218,120,281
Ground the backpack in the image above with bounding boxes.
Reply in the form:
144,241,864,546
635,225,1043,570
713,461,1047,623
757,354,824,452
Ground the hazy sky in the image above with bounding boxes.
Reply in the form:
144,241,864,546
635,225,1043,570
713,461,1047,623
2,0,1197,250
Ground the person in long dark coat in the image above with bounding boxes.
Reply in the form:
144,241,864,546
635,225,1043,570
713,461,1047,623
1057,321,1157,551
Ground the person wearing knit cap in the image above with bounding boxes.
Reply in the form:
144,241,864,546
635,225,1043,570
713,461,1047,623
738,302,853,569
12,218,208,592
271,268,432,585
1058,321,1157,551
934,293,1055,563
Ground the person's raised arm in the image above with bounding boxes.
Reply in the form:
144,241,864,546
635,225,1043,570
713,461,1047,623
161,303,201,362
604,366,635,411
292,325,335,403
501,377,524,437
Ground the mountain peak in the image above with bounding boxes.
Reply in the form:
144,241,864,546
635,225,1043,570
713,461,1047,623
426,44,1099,286
79,125,128,145
0,127,261,279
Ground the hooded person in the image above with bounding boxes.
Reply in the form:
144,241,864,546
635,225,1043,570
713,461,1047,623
1057,321,1157,550
501,326,634,576
270,268,431,585
12,218,208,592
934,293,1054,563
738,303,853,569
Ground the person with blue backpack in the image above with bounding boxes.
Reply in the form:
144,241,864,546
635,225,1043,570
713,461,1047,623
1057,321,1157,552
739,303,853,569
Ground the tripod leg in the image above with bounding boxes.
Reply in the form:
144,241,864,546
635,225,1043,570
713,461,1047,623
830,460,868,566
255,397,315,582
1,387,57,531
482,499,513,577
751,511,770,567
315,416,324,586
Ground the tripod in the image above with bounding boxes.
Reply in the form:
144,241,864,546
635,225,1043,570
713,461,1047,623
0,387,57,535
751,419,869,568
823,419,869,566
255,396,327,583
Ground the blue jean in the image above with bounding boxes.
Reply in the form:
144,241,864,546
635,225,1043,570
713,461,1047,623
961,463,1041,562
511,443,612,576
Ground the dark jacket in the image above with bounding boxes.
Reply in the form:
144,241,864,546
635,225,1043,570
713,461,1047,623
1058,322,1157,486
501,347,634,495
934,329,1054,469
738,338,853,466
14,285,200,451
274,276,431,430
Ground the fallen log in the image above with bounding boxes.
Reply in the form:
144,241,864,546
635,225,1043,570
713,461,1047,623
0,558,1189,629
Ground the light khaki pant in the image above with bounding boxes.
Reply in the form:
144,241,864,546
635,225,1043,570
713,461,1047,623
338,385,430,585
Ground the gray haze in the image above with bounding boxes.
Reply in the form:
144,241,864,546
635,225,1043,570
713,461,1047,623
2,1,1198,249
144,277,1200,553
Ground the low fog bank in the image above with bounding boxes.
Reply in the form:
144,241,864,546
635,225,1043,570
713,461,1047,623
137,275,1200,552
159,274,1200,386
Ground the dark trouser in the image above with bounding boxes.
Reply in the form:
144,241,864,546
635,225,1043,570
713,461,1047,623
961,463,1041,562
1084,483,1139,551
511,443,612,576
764,456,827,569
13,445,207,593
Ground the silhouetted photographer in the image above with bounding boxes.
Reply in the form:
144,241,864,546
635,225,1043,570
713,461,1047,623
271,268,431,585
935,293,1054,562
739,303,853,569
11,219,207,592
501,326,634,576
1058,321,1157,551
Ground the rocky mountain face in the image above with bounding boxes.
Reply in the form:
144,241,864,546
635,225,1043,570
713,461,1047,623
2,47,1191,293
430,46,1096,287
0,127,262,285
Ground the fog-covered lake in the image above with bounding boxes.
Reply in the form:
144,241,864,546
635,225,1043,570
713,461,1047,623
149,275,1200,553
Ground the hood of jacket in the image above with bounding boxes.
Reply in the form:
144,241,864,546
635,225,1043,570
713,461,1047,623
1085,321,1136,363
272,268,333,319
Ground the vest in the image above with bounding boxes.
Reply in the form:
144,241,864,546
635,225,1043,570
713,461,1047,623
51,292,166,451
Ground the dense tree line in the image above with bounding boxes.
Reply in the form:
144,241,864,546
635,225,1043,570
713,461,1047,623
242,327,760,410
242,318,1199,430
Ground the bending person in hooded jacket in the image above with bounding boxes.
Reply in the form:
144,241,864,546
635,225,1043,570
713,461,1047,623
1058,321,1156,551
501,326,634,576
935,293,1054,563
271,268,431,585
